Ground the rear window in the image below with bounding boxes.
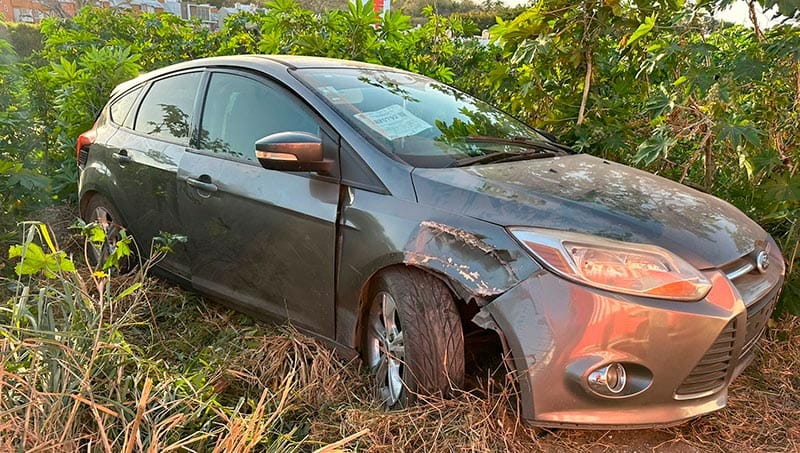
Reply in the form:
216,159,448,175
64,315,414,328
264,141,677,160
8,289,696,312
134,72,202,145
109,87,142,128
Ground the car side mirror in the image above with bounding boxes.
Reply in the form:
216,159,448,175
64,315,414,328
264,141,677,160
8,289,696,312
255,131,333,174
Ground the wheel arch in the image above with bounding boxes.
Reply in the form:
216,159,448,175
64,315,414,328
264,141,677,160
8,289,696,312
345,219,535,353
79,190,132,236
79,189,99,219
352,262,487,354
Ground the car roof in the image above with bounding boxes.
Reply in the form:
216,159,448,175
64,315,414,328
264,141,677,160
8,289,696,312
259,55,390,70
110,55,397,98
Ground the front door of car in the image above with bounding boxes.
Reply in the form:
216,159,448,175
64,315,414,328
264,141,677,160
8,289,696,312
176,70,340,337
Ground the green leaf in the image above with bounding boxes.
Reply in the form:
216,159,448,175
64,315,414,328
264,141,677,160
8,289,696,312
644,88,675,118
717,120,761,149
8,238,75,278
777,279,800,315
738,151,754,180
7,170,49,191
763,0,800,19
625,14,657,48
672,75,687,86
56,252,76,274
102,231,133,270
633,131,676,165
115,282,142,301
9,242,48,276
764,172,800,203
8,244,23,260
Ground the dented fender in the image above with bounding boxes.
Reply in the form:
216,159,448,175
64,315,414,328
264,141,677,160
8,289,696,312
334,186,540,347
403,221,521,300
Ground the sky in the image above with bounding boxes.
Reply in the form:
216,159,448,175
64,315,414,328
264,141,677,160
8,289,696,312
714,1,785,27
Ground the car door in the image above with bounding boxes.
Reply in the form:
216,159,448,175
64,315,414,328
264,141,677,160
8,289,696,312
176,70,340,337
106,71,203,279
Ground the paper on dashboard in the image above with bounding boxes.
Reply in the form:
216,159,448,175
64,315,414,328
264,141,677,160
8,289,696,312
354,105,432,140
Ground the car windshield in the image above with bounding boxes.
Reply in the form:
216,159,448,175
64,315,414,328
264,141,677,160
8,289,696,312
294,68,562,168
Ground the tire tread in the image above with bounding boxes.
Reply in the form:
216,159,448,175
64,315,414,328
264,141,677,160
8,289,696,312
367,266,465,406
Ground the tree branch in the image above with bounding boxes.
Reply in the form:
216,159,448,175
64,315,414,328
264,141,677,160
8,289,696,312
795,62,800,111
577,49,592,125
748,0,765,42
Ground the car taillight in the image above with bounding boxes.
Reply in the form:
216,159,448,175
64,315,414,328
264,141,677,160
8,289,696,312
77,122,98,168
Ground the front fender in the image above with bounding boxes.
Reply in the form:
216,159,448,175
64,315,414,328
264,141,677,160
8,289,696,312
335,186,540,348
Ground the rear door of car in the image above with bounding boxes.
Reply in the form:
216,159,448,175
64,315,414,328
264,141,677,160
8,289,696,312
91,84,143,215
105,70,203,279
176,69,340,337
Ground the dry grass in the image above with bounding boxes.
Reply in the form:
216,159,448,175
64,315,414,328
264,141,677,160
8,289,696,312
2,281,799,451
1,212,798,452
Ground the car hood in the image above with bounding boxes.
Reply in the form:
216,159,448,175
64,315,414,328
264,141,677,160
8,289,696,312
412,154,767,269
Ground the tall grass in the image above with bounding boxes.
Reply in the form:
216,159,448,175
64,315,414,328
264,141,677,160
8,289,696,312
0,222,319,451
2,216,798,451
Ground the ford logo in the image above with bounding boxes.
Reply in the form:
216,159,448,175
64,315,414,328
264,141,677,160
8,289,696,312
756,251,770,273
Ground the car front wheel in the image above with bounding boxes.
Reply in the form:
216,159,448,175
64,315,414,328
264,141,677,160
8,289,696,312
363,267,465,408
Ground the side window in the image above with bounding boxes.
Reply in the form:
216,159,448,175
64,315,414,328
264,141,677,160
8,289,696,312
109,86,142,128
198,72,319,161
134,72,202,145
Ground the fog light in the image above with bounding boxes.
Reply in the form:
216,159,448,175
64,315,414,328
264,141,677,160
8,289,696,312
588,362,627,395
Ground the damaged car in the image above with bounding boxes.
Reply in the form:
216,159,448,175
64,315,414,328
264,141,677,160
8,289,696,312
77,56,786,428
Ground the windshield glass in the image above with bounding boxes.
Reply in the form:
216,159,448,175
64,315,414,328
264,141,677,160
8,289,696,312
294,68,557,168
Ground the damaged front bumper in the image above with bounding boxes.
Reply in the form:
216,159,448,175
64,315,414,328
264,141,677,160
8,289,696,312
474,253,784,429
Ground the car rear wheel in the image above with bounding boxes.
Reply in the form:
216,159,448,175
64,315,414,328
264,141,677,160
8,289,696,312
83,194,134,272
363,267,464,408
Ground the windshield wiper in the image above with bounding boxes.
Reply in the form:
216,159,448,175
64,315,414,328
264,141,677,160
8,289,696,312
467,135,573,154
448,149,556,168
447,136,562,168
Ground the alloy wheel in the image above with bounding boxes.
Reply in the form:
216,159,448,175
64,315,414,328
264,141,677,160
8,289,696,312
365,291,406,407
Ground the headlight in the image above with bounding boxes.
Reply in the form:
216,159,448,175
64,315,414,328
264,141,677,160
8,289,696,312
509,228,712,301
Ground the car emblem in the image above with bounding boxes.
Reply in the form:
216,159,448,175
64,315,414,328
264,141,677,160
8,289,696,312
756,250,770,273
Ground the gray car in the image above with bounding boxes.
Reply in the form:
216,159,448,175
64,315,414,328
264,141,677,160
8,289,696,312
77,55,785,428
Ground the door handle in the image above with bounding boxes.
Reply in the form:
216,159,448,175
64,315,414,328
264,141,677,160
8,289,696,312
186,177,219,193
112,150,132,164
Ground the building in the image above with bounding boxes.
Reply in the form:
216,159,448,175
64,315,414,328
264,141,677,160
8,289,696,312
216,2,256,25
1,0,259,27
0,0,76,23
97,0,174,15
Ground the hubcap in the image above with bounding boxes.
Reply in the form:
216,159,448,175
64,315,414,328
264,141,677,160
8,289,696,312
365,291,406,407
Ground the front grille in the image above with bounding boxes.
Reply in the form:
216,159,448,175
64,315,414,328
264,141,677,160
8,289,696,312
676,251,781,400
724,255,781,363
675,320,736,397
78,147,89,167
736,277,781,361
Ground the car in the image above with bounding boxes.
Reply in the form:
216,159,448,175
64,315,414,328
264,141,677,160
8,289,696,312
77,55,785,428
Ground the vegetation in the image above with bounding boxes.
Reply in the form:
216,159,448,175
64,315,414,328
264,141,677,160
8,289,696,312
0,0,798,450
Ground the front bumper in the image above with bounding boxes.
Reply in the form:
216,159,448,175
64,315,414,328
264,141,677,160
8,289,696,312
479,247,784,428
